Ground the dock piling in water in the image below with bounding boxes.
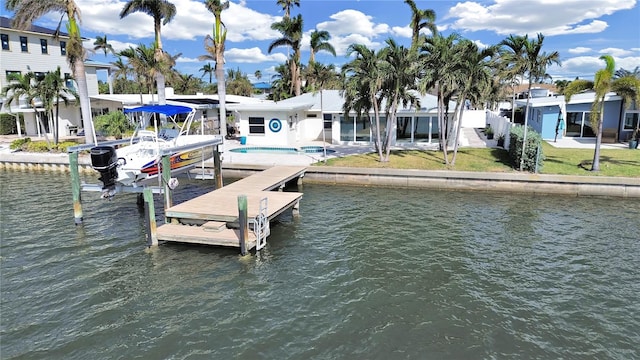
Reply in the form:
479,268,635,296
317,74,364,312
68,151,83,225
238,194,248,255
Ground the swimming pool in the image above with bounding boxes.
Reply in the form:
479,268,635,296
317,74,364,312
229,146,335,154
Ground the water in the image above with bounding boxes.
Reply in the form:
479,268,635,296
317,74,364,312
1,170,639,359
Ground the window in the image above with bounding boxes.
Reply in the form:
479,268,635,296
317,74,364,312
6,70,21,81
20,36,27,52
60,41,66,55
248,117,265,134
623,112,639,130
40,39,48,54
1,34,9,50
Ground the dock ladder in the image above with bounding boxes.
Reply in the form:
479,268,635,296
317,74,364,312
252,198,269,251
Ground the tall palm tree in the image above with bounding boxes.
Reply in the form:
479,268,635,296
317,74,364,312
269,62,292,101
499,34,527,122
198,0,229,137
564,55,640,171
6,0,95,144
120,0,176,106
501,33,560,171
404,0,437,48
309,29,336,65
277,0,299,19
2,72,51,146
418,32,462,163
342,43,386,161
199,62,215,84
449,41,497,165
378,38,419,161
269,14,304,96
93,35,115,57
38,67,77,144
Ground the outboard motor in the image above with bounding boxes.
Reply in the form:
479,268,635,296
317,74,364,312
90,146,118,194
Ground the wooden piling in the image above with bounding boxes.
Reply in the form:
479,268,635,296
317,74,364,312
214,146,223,189
238,194,248,255
69,151,83,225
144,187,158,246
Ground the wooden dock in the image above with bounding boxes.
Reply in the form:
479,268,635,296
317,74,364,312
156,166,305,252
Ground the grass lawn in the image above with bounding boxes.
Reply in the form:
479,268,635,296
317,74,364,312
319,142,640,178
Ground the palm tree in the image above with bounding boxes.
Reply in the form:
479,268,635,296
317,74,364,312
6,0,95,144
564,55,640,171
499,34,527,122
38,67,77,144
501,33,560,171
309,29,336,65
199,62,215,84
2,72,51,146
418,32,462,163
120,0,176,106
254,70,262,81
277,0,299,19
449,41,497,165
93,35,115,57
198,0,229,138
342,43,386,161
378,38,420,161
404,0,437,48
553,79,571,95
269,62,292,101
269,14,304,96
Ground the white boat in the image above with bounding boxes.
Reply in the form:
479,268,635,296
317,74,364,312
90,105,222,196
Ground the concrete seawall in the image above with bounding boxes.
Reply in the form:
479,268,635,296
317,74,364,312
2,153,639,198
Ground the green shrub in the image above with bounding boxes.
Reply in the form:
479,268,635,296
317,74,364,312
10,137,31,150
508,125,544,172
56,140,79,152
94,111,133,138
26,140,51,152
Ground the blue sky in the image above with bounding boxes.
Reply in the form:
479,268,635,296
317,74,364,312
10,0,640,84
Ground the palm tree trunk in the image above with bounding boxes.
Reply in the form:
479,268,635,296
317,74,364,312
157,72,166,105
372,95,383,162
74,58,95,144
450,92,466,166
591,101,604,171
215,64,227,138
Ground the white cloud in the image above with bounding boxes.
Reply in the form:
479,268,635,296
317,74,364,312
551,54,640,79
599,48,634,57
226,47,288,63
568,47,592,54
445,0,635,36
75,0,282,42
176,57,200,63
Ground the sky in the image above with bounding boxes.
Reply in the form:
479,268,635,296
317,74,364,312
6,0,640,84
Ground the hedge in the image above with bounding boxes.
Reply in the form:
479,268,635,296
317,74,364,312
508,125,544,172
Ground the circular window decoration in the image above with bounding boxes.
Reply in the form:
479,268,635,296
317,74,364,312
269,118,282,133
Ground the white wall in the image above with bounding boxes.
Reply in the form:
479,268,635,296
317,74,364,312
460,110,487,128
237,111,291,146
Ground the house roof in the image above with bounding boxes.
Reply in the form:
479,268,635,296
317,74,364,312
0,16,69,38
253,82,272,90
514,91,622,108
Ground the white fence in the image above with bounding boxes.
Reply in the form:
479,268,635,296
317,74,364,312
485,110,513,149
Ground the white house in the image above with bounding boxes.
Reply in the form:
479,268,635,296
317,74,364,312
0,16,113,137
227,89,456,147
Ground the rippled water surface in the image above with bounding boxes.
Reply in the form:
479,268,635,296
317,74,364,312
1,170,639,359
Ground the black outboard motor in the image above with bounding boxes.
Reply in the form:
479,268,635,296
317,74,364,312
90,146,118,192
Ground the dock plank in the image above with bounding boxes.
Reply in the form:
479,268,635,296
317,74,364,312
157,223,256,249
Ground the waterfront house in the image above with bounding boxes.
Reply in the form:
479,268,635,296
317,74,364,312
515,91,638,142
0,16,112,137
227,89,457,146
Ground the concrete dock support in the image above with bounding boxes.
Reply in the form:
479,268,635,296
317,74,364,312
214,147,223,189
161,155,173,222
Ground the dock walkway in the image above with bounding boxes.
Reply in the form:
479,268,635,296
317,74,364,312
156,166,305,252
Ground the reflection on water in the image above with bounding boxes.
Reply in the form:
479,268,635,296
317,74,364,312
1,170,639,359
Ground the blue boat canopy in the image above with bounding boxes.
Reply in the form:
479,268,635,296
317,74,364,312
123,104,194,116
